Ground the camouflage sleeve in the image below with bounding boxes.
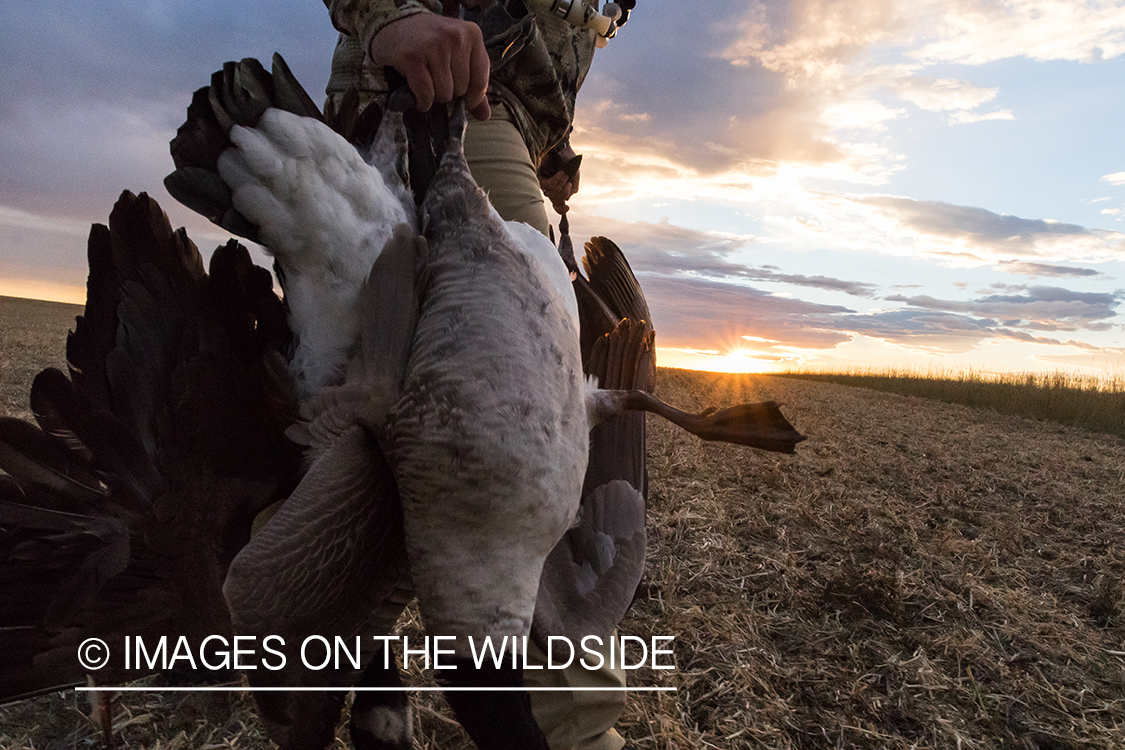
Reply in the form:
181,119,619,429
322,0,437,51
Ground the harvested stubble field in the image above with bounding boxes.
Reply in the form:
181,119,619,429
2,295,1125,749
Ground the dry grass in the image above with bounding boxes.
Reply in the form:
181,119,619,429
3,297,1125,749
777,366,1125,439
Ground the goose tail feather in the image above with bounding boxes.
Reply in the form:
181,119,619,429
164,53,325,243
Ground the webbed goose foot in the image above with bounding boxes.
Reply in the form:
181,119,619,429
597,389,807,453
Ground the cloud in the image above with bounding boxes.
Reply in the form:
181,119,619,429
1032,350,1125,370
998,330,1105,350
908,0,1125,66
889,76,999,112
889,76,1013,125
0,99,180,216
636,275,854,352
996,261,1102,278
718,0,901,80
0,206,91,290
829,306,1125,357
820,98,907,131
0,1,339,219
0,1,337,109
884,285,1122,331
947,109,1015,124
834,308,1000,353
860,196,1087,243
565,213,878,297
852,195,1125,260
1103,172,1125,186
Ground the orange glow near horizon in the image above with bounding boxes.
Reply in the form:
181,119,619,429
656,347,796,374
6,282,1121,383
0,279,85,306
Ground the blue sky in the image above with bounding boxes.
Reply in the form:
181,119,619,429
2,1,1124,376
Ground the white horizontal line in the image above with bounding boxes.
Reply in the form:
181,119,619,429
76,686,674,693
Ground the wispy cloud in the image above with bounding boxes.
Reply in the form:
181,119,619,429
890,76,1000,112
637,275,854,352
884,285,1122,331
835,308,1000,353
851,195,1125,261
718,0,901,79
566,213,879,297
996,260,1102,278
0,0,338,219
947,109,1015,124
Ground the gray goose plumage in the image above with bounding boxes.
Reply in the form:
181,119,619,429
168,54,589,749
163,54,806,750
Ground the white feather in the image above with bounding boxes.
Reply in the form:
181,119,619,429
217,108,416,398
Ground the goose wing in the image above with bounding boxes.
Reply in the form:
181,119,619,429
533,235,654,646
222,424,408,748
534,232,808,646
164,54,324,242
0,191,300,703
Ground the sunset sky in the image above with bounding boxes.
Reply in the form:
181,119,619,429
2,0,1123,375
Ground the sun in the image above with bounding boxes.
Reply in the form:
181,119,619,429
656,346,792,374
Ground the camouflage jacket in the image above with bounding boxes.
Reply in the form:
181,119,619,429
322,0,600,164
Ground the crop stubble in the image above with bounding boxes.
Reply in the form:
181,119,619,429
1,298,1123,749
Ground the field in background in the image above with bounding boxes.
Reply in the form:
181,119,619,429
3,296,1125,748
0,296,79,419
778,366,1125,439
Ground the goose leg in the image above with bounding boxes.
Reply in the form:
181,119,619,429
349,642,412,750
441,661,549,750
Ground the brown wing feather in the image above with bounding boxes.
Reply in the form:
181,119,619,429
0,191,299,704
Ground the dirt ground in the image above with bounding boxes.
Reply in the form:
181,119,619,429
626,369,1125,749
2,299,1124,749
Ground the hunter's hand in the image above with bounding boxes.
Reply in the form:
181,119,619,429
370,13,491,120
540,170,579,214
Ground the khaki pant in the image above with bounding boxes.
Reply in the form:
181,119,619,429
463,108,551,237
524,636,627,750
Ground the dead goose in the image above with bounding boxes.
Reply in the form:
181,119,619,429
165,54,584,748
161,54,805,750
